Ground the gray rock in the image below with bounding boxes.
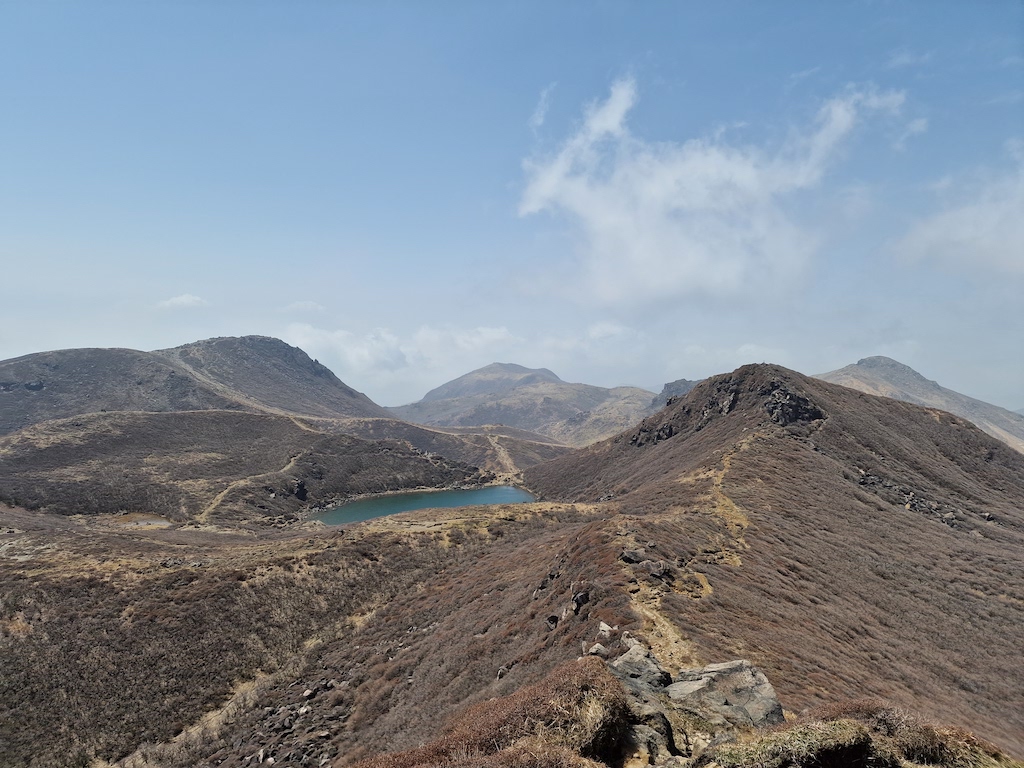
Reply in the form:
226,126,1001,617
668,659,783,728
610,643,672,690
587,643,609,658
620,549,648,563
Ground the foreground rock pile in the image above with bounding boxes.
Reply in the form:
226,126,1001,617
606,635,783,766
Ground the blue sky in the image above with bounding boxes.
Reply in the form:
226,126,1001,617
1,2,1021,408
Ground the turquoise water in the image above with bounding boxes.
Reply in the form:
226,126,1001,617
312,485,536,525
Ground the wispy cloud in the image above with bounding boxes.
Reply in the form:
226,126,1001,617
280,300,325,314
519,78,905,305
529,82,557,133
885,49,932,69
894,117,928,150
281,323,527,403
283,325,409,374
986,90,1024,106
786,66,821,90
895,146,1024,275
157,293,207,309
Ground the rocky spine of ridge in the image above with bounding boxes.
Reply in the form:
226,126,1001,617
652,377,703,408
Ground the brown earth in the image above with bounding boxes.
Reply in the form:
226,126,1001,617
525,364,1024,757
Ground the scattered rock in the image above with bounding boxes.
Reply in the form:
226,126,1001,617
620,549,648,564
571,589,590,614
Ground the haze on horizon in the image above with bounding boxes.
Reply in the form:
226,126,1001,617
0,3,1021,409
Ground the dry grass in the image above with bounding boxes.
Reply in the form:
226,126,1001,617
353,657,630,768
710,701,1023,768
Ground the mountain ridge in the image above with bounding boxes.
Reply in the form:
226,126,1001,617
816,355,1024,453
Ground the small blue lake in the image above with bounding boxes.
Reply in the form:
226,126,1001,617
312,485,535,525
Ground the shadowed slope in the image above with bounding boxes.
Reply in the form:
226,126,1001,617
817,356,1024,453
0,411,489,524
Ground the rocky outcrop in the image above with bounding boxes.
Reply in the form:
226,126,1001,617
666,660,784,729
606,636,785,767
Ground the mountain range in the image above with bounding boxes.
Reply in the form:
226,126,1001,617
1,339,1023,767
0,337,567,525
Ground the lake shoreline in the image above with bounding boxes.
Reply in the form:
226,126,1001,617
309,484,536,526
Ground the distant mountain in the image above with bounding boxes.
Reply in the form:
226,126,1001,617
816,356,1024,454
651,377,702,408
0,339,569,523
388,362,657,447
0,336,387,435
153,336,389,420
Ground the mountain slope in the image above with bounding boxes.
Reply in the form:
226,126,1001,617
817,356,1024,453
525,364,1024,755
0,347,244,435
153,336,389,420
0,410,491,524
389,362,657,447
0,340,567,522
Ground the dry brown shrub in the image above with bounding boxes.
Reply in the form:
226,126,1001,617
353,657,630,768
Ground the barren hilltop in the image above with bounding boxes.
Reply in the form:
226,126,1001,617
389,362,657,447
2,360,1022,767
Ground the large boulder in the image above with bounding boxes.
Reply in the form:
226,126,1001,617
610,641,672,691
666,659,784,728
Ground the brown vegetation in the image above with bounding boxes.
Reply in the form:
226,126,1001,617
3,362,1023,767
0,410,489,523
526,365,1024,755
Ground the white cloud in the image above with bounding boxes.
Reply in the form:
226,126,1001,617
986,90,1024,106
519,79,905,305
885,49,932,69
283,324,408,374
279,323,527,404
786,66,821,91
894,154,1024,275
529,82,557,133
157,293,207,309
